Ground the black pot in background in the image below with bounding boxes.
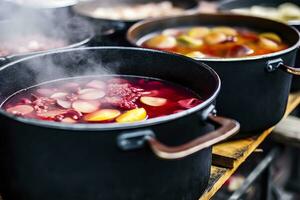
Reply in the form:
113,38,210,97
0,15,94,66
218,0,300,92
127,13,300,136
72,0,199,46
0,47,239,200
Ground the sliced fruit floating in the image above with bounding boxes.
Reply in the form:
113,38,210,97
140,96,167,107
116,108,147,123
84,109,121,122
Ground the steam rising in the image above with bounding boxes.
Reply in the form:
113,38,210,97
0,1,123,97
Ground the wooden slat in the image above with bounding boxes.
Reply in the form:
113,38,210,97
200,93,300,200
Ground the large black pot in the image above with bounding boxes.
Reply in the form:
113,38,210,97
0,47,239,200
127,13,300,136
0,16,94,66
218,0,300,92
72,0,198,46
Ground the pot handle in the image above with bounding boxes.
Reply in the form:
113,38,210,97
117,115,240,160
279,63,300,75
266,58,300,75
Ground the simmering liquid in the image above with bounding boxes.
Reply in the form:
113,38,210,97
141,26,289,59
1,76,202,124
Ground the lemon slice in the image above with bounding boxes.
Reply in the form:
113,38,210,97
84,109,121,122
116,108,147,123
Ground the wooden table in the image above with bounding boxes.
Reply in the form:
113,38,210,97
200,93,300,200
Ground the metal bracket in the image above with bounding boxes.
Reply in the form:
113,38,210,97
198,104,216,121
266,58,284,72
117,129,155,151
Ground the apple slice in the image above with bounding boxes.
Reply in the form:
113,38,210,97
116,108,147,123
56,99,72,109
86,80,106,89
79,89,105,100
84,109,121,122
140,96,167,107
50,92,68,100
7,105,34,115
178,98,201,109
72,100,100,114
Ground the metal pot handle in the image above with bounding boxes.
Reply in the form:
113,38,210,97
117,115,240,160
279,63,300,75
266,58,300,75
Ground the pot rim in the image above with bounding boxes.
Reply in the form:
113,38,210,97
127,13,300,62
218,0,300,30
0,19,94,60
71,0,199,23
0,46,221,131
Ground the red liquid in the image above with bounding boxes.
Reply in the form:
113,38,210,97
1,76,203,124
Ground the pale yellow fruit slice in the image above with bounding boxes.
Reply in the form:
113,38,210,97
140,96,167,107
84,109,121,122
116,108,147,123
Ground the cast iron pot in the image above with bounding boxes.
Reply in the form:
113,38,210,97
0,47,239,200
0,16,94,66
218,0,300,92
72,0,198,46
127,13,300,136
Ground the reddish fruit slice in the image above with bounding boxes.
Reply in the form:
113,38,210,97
56,99,72,109
72,100,100,114
79,90,105,100
178,98,201,109
140,96,167,107
116,108,147,123
86,80,106,89
84,109,121,122
7,105,34,115
37,110,66,119
50,92,68,100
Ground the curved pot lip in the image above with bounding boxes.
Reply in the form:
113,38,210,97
12,0,78,9
71,0,199,24
218,0,300,32
0,46,221,132
127,13,300,62
2,34,94,61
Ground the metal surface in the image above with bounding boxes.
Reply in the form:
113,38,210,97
118,115,239,159
228,148,279,200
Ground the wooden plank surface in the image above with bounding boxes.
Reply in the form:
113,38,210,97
200,92,300,200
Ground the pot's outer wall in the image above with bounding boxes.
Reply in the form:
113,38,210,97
205,51,296,135
127,14,299,135
0,114,212,200
218,0,300,92
0,48,219,199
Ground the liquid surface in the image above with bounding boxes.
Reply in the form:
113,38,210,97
2,76,202,124
141,26,289,59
